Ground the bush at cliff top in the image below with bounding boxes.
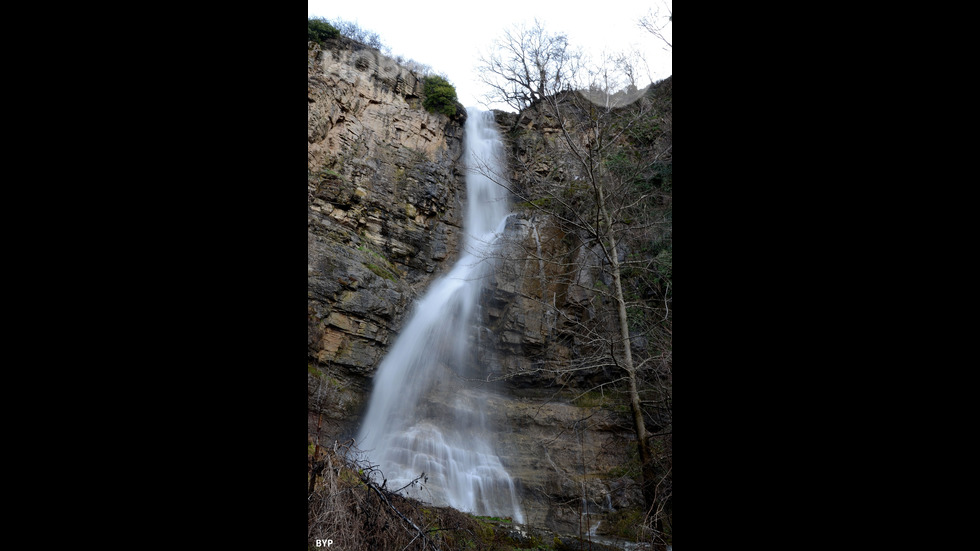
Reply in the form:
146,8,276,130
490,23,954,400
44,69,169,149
423,75,458,117
308,17,339,45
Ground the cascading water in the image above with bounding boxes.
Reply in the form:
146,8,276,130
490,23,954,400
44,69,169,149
355,108,524,523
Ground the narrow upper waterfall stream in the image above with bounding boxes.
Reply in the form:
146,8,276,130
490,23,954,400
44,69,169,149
355,108,524,523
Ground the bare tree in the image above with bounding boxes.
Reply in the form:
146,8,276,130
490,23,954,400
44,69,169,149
639,2,673,50
329,17,391,54
547,88,670,536
476,19,579,113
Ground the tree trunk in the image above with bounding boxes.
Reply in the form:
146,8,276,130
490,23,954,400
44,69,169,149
597,186,657,514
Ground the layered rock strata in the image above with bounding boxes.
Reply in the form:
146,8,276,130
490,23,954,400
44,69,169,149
308,38,466,395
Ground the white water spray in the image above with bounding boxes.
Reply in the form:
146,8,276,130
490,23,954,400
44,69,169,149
355,109,524,523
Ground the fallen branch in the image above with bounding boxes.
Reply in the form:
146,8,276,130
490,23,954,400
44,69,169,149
395,472,427,493
358,470,435,550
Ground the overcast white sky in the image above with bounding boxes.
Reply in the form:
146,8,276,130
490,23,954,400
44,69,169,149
308,0,672,112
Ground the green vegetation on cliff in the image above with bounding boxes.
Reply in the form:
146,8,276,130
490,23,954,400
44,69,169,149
307,17,339,45
308,16,459,119
423,75,458,117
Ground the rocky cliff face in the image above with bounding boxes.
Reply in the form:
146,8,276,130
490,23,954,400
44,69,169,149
308,35,651,538
307,37,467,434
466,213,643,533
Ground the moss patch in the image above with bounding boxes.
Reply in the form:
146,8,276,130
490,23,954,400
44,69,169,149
358,244,403,281
572,389,610,408
308,363,327,380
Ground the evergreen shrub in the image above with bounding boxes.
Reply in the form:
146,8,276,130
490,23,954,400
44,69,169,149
423,75,458,117
308,18,339,45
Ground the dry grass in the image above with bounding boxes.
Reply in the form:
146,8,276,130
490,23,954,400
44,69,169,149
308,440,525,551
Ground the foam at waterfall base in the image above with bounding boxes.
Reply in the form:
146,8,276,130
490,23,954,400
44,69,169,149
374,422,523,522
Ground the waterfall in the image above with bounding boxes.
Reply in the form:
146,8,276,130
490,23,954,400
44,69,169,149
355,108,524,523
